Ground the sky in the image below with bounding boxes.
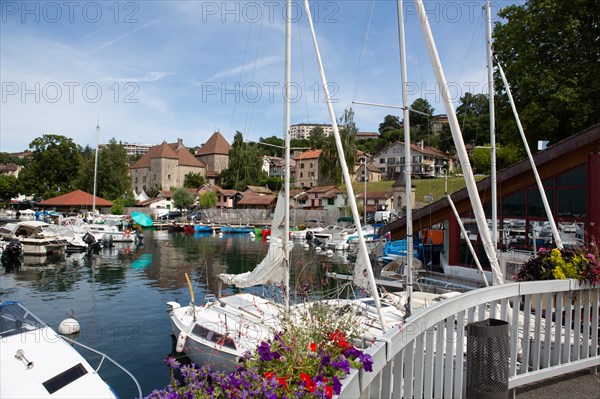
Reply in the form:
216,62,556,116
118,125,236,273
0,0,522,154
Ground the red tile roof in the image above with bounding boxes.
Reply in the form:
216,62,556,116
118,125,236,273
236,194,277,206
294,149,322,160
131,140,205,169
37,190,113,207
195,132,232,155
307,185,339,193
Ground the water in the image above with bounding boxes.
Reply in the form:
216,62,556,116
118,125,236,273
0,230,351,398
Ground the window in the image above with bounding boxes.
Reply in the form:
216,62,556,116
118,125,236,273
309,162,314,169
380,158,385,164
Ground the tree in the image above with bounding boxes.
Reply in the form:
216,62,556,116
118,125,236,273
198,191,218,209
258,136,285,157
410,98,435,144
320,108,357,186
0,174,20,200
455,92,491,146
172,188,195,211
220,132,266,190
308,126,326,149
18,134,83,199
378,114,402,144
184,172,205,189
78,138,131,200
493,0,600,145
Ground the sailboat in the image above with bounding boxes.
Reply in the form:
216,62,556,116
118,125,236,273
166,0,296,371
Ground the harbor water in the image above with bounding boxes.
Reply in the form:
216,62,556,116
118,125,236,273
0,230,351,398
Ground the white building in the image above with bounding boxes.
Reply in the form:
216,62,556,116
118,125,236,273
289,124,333,140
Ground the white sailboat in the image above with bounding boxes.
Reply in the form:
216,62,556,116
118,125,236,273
166,0,296,371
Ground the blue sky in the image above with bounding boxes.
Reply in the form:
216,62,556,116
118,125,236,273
1,1,521,153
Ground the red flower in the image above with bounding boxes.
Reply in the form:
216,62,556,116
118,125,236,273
264,371,274,379
276,376,289,389
325,385,333,398
309,342,317,352
299,373,315,393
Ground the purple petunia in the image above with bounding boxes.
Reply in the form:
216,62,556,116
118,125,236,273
331,355,351,374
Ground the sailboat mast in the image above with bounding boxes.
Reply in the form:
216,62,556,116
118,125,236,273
396,0,413,316
495,61,564,250
413,0,504,285
303,0,387,331
92,121,99,222
283,0,292,312
486,1,498,250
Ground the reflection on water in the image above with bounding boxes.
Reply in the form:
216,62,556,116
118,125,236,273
0,230,351,398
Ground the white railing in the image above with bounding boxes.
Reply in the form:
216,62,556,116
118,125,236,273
338,280,599,398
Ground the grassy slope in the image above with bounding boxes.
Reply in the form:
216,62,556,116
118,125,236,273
350,176,486,206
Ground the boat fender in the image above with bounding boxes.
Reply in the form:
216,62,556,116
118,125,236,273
249,232,255,238
306,231,314,241
315,246,321,252
326,249,334,257
175,331,187,353
58,318,80,335
303,243,309,250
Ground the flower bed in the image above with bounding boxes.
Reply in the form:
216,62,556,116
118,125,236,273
514,245,599,286
146,302,373,398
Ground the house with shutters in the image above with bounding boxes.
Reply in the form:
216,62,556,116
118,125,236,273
294,149,322,189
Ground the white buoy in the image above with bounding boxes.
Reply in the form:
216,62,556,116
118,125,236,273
249,232,255,238
315,246,322,252
326,249,334,257
58,318,80,335
303,243,309,249
175,331,187,353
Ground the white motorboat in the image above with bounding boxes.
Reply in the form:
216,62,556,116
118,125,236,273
0,301,141,399
8,221,68,256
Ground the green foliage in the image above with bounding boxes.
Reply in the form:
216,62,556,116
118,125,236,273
220,132,266,190
258,136,285,156
455,92,490,146
0,174,20,200
78,138,131,201
308,126,326,149
18,134,83,199
264,176,283,192
410,98,435,144
198,190,217,208
319,108,357,186
110,198,126,215
493,0,600,144
0,152,26,166
172,188,195,211
183,172,205,189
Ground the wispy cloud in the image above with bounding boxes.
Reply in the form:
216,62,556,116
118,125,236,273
208,55,280,80
103,72,175,83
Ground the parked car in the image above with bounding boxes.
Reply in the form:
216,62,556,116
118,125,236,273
186,211,206,222
158,211,182,221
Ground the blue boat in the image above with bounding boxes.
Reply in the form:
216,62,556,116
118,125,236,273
194,224,212,233
220,225,254,234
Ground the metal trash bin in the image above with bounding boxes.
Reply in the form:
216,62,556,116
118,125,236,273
466,318,509,399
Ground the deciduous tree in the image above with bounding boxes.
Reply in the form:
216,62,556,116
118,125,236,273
18,134,82,199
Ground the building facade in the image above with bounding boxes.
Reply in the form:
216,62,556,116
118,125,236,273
289,124,333,140
294,149,322,188
194,131,232,174
374,141,450,180
130,139,206,195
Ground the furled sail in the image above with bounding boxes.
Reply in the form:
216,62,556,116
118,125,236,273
218,192,293,288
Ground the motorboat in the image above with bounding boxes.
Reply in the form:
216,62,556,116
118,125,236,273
0,301,141,399
7,221,69,256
